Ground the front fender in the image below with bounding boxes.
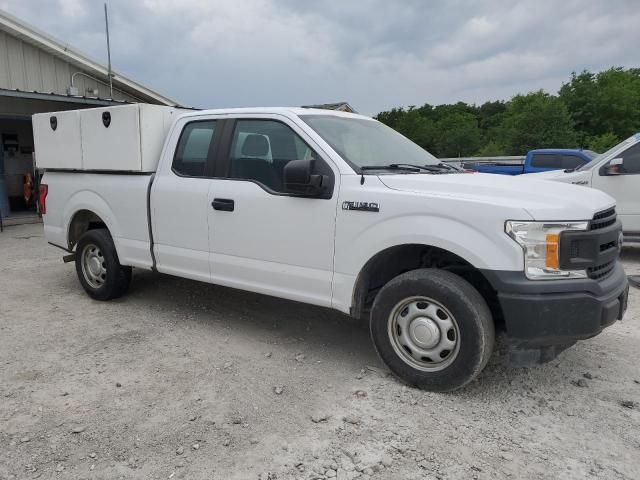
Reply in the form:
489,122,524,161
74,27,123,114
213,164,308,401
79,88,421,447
331,214,524,314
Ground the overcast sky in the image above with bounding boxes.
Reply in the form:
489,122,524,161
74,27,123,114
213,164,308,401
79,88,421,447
2,0,639,114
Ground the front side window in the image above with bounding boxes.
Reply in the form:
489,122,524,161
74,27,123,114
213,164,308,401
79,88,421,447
228,120,317,192
173,121,216,177
616,142,640,174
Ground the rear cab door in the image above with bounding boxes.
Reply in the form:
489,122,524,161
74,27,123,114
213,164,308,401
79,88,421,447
151,115,222,282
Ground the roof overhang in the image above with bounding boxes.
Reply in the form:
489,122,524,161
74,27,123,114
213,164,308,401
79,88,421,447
0,88,129,106
0,8,180,106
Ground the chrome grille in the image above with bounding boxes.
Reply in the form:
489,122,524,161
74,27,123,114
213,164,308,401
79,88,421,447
590,208,616,231
587,208,618,279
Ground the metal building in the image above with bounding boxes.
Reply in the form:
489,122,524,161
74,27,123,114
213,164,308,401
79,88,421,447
0,8,179,220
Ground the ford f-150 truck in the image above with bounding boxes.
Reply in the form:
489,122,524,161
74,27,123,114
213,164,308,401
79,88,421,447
530,134,640,242
32,105,629,392
471,149,595,175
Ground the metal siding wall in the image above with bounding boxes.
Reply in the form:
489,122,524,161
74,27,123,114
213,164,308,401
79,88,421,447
52,56,69,94
5,34,26,88
0,30,152,104
0,31,11,87
38,49,57,92
22,42,43,92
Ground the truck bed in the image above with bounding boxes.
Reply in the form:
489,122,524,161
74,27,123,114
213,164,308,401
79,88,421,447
43,171,153,269
472,163,524,175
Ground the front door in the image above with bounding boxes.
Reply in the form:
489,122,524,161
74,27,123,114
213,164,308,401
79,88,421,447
592,142,640,233
207,116,339,307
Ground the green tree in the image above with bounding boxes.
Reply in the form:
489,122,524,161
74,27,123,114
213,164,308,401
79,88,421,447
477,100,507,131
586,132,619,153
434,112,482,157
475,140,507,157
496,91,577,155
560,68,640,142
376,66,640,158
376,107,436,151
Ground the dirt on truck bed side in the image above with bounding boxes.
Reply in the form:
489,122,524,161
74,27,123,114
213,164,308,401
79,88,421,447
1,223,639,480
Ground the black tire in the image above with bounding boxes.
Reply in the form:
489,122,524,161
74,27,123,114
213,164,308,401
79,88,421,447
370,268,494,392
75,228,132,301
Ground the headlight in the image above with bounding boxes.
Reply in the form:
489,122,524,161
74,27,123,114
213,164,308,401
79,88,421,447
505,221,589,280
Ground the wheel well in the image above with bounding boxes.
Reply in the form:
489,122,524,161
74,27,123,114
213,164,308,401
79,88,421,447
351,244,504,329
68,210,108,250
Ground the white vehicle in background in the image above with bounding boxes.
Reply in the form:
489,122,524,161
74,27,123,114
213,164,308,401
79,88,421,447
32,105,629,392
531,134,640,242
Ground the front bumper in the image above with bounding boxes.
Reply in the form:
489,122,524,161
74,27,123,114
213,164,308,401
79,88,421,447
482,263,629,365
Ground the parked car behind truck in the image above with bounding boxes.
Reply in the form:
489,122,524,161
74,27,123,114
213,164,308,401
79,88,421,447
471,149,595,175
33,105,629,392
531,134,640,241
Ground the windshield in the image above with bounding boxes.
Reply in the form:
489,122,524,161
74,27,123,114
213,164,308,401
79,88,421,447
300,115,439,171
578,135,639,171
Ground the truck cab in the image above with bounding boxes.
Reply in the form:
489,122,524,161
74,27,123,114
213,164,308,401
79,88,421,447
531,134,640,241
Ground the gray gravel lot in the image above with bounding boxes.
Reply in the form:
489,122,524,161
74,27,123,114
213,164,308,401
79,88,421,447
1,223,639,480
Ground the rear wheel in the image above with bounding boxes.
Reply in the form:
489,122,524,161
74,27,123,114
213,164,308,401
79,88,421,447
75,229,131,301
370,268,494,392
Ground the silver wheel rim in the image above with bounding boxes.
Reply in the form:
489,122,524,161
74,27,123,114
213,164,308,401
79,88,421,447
81,243,107,289
387,296,460,372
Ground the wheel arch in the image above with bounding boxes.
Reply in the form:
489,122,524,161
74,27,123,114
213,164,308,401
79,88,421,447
350,243,504,330
64,191,119,251
67,209,109,250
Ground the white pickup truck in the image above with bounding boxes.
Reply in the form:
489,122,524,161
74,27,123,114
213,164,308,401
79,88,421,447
531,133,640,242
33,105,629,392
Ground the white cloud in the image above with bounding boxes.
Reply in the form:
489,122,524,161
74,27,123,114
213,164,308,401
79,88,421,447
59,0,87,17
1,0,638,114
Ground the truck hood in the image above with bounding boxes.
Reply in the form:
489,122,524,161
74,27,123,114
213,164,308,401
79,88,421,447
377,172,614,221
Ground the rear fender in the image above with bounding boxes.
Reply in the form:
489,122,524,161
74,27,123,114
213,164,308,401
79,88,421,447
63,190,120,252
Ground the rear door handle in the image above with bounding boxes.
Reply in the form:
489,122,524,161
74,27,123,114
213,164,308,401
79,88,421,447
212,198,234,212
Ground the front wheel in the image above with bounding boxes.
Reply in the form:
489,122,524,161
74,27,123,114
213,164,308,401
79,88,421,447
370,269,494,392
75,229,132,301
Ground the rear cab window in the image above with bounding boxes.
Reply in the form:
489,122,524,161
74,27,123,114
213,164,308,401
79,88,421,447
530,154,562,169
172,120,217,177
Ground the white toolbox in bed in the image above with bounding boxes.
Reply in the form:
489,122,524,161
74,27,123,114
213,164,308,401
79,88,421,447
33,104,183,172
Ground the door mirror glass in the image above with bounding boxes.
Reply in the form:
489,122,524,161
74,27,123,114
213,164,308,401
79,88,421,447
604,157,623,176
284,159,326,196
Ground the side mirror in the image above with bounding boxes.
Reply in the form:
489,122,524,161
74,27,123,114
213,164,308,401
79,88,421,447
284,159,327,196
603,157,623,176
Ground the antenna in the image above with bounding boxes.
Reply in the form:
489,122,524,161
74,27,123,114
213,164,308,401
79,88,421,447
104,3,113,98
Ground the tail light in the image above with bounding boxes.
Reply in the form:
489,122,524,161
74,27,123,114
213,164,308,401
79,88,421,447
39,184,48,215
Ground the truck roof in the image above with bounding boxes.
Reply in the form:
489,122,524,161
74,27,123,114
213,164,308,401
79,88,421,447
529,148,595,156
176,107,373,121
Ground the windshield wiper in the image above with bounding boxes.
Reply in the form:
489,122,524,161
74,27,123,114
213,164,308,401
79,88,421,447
435,162,461,172
360,163,427,173
360,163,460,175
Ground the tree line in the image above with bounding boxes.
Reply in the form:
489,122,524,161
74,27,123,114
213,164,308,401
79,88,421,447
375,67,640,157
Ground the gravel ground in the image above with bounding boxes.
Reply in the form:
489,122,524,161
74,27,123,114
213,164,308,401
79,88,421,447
1,223,639,480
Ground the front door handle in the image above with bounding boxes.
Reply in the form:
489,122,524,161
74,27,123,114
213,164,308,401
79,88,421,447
212,198,234,212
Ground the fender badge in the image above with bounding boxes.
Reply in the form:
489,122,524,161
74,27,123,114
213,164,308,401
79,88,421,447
342,201,379,212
